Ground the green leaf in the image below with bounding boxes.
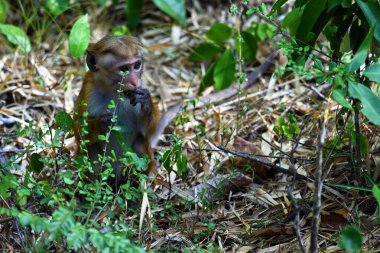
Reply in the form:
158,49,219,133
28,153,44,173
0,0,9,23
270,0,288,14
345,27,374,73
339,225,362,253
295,0,327,42
188,43,221,61
0,24,31,53
213,49,235,91
331,88,353,110
69,14,90,58
125,0,145,30
348,81,380,125
0,174,18,199
45,0,70,17
236,31,257,62
206,23,232,43
200,61,216,92
282,7,305,36
373,185,380,207
55,111,73,132
363,62,380,83
153,0,186,27
356,0,380,42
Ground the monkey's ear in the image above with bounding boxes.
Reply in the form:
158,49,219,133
86,50,98,72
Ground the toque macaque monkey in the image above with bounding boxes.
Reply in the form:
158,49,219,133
73,35,159,190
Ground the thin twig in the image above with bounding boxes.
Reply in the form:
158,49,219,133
310,119,326,253
216,144,309,180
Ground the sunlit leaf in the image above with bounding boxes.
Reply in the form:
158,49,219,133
0,24,31,53
69,14,90,58
331,88,353,110
188,43,221,61
45,0,70,17
213,49,235,91
345,27,374,73
153,0,186,26
363,62,380,83
348,81,380,125
206,23,232,43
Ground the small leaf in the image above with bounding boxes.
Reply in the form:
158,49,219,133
348,81,380,125
153,0,186,27
188,43,221,61
373,185,380,206
55,111,73,132
345,27,374,73
98,135,107,141
213,49,235,91
339,225,362,253
69,14,90,58
0,174,18,199
363,62,380,83
28,153,44,173
0,24,31,53
206,23,232,43
45,0,70,17
0,0,9,23
331,88,353,110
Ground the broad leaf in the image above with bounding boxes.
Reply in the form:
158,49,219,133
0,24,31,53
339,225,362,253
296,0,327,42
348,81,380,125
125,0,145,30
206,23,232,43
188,43,221,61
153,0,186,27
55,111,74,132
356,0,380,42
0,174,18,199
331,88,352,110
213,49,235,91
282,7,304,36
363,62,380,83
45,0,70,17
270,0,288,14
200,62,216,92
0,0,9,23
28,153,44,173
345,27,374,73
235,31,257,62
69,14,90,58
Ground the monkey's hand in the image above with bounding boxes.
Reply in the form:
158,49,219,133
129,88,153,119
99,109,117,126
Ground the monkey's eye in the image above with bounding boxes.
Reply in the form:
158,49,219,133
119,65,129,74
133,61,142,70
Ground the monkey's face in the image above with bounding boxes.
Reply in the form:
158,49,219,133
89,52,144,93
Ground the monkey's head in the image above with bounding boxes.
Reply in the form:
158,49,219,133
86,36,144,93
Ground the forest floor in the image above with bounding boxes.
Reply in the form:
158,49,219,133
1,1,380,252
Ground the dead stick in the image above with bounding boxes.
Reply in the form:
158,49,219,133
309,119,326,253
